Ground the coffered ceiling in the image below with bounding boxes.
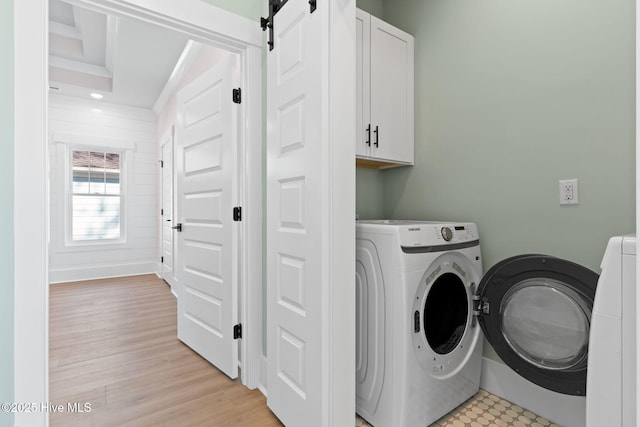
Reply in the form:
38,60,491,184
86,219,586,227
49,0,190,109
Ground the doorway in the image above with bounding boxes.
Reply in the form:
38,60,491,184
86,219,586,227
13,2,263,425
46,0,263,388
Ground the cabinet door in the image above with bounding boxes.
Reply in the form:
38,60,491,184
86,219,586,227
370,16,414,164
356,9,371,158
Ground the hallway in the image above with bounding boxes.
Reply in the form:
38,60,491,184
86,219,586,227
49,274,281,426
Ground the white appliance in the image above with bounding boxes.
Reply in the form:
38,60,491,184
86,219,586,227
356,220,484,426
356,220,600,427
586,235,636,427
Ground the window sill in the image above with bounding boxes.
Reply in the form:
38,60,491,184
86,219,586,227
58,239,130,253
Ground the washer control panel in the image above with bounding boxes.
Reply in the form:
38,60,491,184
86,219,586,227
398,222,478,248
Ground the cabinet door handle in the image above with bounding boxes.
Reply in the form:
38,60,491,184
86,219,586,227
374,125,379,147
365,124,371,146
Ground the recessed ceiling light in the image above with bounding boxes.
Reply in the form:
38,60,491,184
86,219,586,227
90,93,104,100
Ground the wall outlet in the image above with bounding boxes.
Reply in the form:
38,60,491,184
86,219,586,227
559,179,579,205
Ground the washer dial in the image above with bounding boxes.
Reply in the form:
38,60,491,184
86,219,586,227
441,227,453,241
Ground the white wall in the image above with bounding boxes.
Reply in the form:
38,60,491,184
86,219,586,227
49,94,158,283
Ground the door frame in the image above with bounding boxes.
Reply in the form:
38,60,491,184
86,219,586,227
160,126,176,291
14,1,263,425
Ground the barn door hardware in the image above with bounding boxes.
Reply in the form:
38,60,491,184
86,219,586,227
261,0,316,51
260,0,287,51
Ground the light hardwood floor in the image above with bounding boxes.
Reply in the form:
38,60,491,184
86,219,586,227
49,274,283,427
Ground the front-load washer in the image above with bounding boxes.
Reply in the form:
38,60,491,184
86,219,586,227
356,220,484,427
356,220,600,427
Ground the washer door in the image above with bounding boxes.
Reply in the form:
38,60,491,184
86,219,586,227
412,251,482,377
477,254,598,396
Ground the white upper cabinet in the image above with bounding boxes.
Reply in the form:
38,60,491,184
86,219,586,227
356,9,414,168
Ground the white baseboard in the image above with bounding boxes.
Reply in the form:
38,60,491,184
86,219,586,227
258,355,268,397
49,261,157,283
481,357,586,427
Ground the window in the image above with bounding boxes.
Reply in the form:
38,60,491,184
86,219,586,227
71,150,122,241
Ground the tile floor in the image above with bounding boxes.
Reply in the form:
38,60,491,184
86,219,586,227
355,389,561,427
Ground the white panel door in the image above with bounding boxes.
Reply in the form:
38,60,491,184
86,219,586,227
176,56,239,379
266,0,324,424
161,133,174,286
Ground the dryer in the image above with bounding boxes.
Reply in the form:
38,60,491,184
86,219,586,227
586,235,637,427
356,220,599,427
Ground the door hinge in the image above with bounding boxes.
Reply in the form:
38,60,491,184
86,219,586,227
161,256,164,263
472,294,490,317
159,160,164,168
161,208,164,216
233,206,242,221
232,88,241,104
233,323,242,339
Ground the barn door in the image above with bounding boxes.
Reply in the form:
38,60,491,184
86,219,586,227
175,56,240,379
266,0,355,425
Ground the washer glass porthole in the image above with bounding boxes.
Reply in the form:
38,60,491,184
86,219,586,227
499,278,590,371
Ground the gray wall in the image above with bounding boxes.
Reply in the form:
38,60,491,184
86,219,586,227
380,0,635,362
381,0,635,271
201,0,262,20
356,169,385,219
1,1,14,425
356,0,384,18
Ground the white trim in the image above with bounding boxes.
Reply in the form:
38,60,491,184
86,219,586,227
327,0,356,424
62,0,262,49
152,40,202,115
239,44,263,390
53,133,137,151
49,261,157,284
259,355,268,397
53,143,131,251
49,55,113,78
480,357,586,427
104,15,118,73
14,1,49,425
49,21,82,39
159,127,177,290
50,93,156,121
15,2,264,425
